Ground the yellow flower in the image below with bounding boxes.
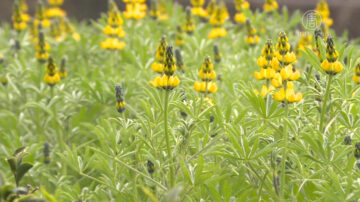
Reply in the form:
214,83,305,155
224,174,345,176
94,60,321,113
48,0,64,7
208,27,227,39
321,60,343,75
155,36,168,61
194,56,218,94
1,76,8,87
175,49,186,71
296,32,312,55
271,57,280,71
44,57,61,86
199,69,216,80
263,0,278,12
115,84,126,113
315,0,333,27
280,65,300,81
150,75,180,90
320,36,343,75
273,87,302,103
245,35,260,45
151,46,180,91
234,12,246,24
12,2,27,32
44,73,61,86
271,72,282,88
209,6,225,26
254,85,275,97
59,57,67,79
191,0,208,18
100,38,126,50
35,1,50,27
254,68,275,80
184,7,196,34
191,0,205,7
123,3,146,20
234,0,250,11
191,7,208,17
206,0,216,16
276,32,291,55
149,0,160,19
213,45,222,63
35,32,50,63
46,7,66,18
104,26,126,38
245,20,259,45
194,81,218,93
175,26,184,47
50,20,64,41
151,62,164,73
353,75,360,84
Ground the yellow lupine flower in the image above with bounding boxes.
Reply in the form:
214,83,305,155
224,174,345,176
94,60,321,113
184,7,196,34
100,38,125,50
254,68,275,80
194,81,218,93
123,3,146,20
194,56,217,94
44,57,61,87
245,20,259,45
315,0,333,27
296,32,312,55
234,12,246,24
234,0,250,11
321,36,343,75
263,0,278,12
273,87,302,103
254,85,275,97
209,27,227,39
175,26,185,47
46,7,66,18
191,0,208,17
115,84,126,113
213,45,222,63
12,2,27,32
35,32,50,63
34,1,50,28
353,64,360,84
48,0,64,7
150,74,180,90
206,0,216,17
104,26,126,38
150,46,180,90
151,62,164,73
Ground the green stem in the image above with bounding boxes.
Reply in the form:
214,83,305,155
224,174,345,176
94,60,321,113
280,82,289,199
319,75,333,132
164,90,174,188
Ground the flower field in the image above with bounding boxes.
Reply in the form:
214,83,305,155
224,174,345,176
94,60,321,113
1,0,360,201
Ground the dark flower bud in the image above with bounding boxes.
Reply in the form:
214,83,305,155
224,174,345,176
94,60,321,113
44,142,50,164
354,142,360,159
344,135,352,145
147,160,155,174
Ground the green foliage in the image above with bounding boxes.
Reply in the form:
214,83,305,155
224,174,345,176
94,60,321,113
0,1,360,201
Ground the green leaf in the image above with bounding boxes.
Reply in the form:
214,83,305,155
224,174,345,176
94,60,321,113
6,157,17,175
40,186,57,202
15,163,33,186
140,186,159,202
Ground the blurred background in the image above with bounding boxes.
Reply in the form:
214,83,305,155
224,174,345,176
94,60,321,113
0,0,359,39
